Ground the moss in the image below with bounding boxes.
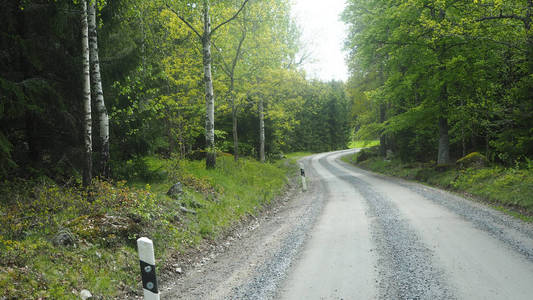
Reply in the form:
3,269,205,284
456,152,488,169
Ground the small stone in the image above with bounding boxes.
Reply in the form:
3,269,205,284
52,229,75,247
175,267,183,274
179,206,196,214
386,149,395,160
167,182,183,199
79,289,92,300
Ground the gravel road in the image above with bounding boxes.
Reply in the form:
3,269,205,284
163,149,533,299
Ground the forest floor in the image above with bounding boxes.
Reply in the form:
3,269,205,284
0,154,307,299
342,152,533,222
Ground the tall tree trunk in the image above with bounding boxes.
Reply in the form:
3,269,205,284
16,6,39,163
230,30,246,162
202,1,216,169
232,97,239,162
526,2,532,76
379,102,386,157
460,98,466,157
81,0,92,187
259,98,265,163
88,0,110,178
525,18,533,104
436,44,450,166
437,117,450,165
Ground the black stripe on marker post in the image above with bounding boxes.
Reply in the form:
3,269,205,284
140,260,158,293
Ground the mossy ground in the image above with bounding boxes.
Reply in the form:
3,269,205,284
342,154,533,221
0,155,297,299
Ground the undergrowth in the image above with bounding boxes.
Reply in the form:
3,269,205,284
0,155,296,299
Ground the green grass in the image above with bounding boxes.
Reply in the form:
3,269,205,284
0,155,297,299
345,156,533,218
285,152,314,160
348,140,380,148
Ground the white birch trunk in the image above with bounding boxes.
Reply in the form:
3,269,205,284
88,0,110,178
203,1,216,169
259,98,265,163
81,0,92,186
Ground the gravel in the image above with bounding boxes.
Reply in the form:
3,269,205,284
230,158,326,299
398,182,533,261
320,156,454,299
164,150,533,299
350,163,533,262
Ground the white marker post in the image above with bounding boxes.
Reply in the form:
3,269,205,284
299,163,307,192
137,237,160,300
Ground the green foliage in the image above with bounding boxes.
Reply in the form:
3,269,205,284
0,155,295,298
343,0,533,165
111,156,167,182
353,146,380,163
348,140,380,149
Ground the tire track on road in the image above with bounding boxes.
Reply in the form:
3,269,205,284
319,152,454,299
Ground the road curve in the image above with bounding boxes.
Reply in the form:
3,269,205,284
280,149,533,299
163,149,533,300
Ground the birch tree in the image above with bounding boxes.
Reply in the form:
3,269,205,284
166,0,249,169
81,0,92,186
88,0,110,177
214,11,248,162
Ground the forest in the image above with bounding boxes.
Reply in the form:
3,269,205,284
0,0,351,184
1,0,533,298
342,0,533,166
0,1,352,296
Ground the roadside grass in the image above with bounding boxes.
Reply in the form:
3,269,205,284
348,140,380,149
0,155,296,299
285,152,313,160
342,155,533,218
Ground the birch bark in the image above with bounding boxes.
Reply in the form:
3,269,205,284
81,0,92,186
88,0,110,178
202,1,216,169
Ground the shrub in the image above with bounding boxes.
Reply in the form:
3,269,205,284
356,146,380,163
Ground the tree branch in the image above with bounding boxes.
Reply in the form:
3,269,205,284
165,3,203,39
230,29,247,75
211,40,232,77
475,11,525,23
211,0,250,35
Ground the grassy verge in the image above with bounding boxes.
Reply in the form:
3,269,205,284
0,155,297,299
285,152,313,160
342,153,533,221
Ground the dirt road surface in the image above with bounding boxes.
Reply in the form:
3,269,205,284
163,150,533,299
